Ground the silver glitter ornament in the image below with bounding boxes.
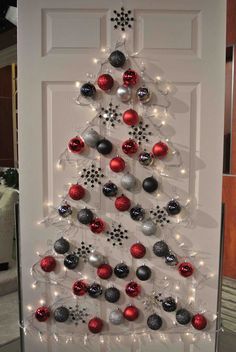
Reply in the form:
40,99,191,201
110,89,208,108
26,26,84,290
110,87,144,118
121,173,136,191
141,219,157,236
88,250,105,268
116,85,132,102
136,87,152,104
83,129,101,148
109,309,123,325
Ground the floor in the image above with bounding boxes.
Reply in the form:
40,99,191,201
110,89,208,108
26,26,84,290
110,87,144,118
0,291,20,348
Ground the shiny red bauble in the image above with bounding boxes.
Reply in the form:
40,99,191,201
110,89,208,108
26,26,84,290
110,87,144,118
130,242,146,259
115,195,131,211
152,141,168,158
123,305,139,321
73,280,88,296
35,306,50,322
97,263,113,279
109,156,126,173
122,109,139,126
191,313,207,330
68,184,85,200
40,256,56,272
88,317,103,333
122,139,138,155
90,218,105,234
178,262,194,278
68,136,85,154
123,69,139,87
97,74,114,91
125,281,141,297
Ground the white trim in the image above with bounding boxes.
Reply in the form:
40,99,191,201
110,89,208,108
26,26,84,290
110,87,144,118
0,45,17,68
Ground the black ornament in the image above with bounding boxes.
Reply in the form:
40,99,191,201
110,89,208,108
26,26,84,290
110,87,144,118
142,176,158,193
64,254,79,270
80,163,104,189
176,308,191,325
165,253,178,266
162,297,177,312
96,139,113,155
108,50,126,68
76,241,93,262
77,208,94,225
130,205,145,221
54,237,70,254
153,241,169,257
128,120,152,145
149,205,170,227
110,7,134,31
147,313,163,330
166,200,181,216
69,305,89,325
102,182,118,197
106,223,129,247
80,82,96,98
99,102,122,128
58,203,72,218
88,282,103,298
104,287,120,303
54,306,70,322
136,265,152,281
114,263,129,278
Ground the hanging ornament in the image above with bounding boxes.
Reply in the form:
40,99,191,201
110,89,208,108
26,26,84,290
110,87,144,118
136,264,152,281
69,305,89,325
109,308,123,325
116,85,132,102
130,205,145,221
88,250,105,267
143,291,163,312
142,176,158,193
80,164,104,188
129,120,152,145
103,181,118,197
88,282,103,298
96,139,113,155
58,203,72,218
35,306,50,322
141,219,157,236
130,242,146,258
153,241,169,257
88,317,103,334
166,199,182,216
122,109,139,126
108,50,126,68
54,306,70,323
109,156,126,172
64,254,79,270
105,223,129,246
122,138,138,155
110,7,134,31
54,237,70,254
123,69,139,87
178,262,194,278
152,141,168,158
176,308,191,325
68,184,85,200
76,241,93,262
115,194,131,211
73,280,88,296
40,256,56,273
165,253,178,266
136,87,152,104
68,136,85,154
114,262,129,278
105,287,120,303
138,151,154,166
191,314,207,330
121,173,136,191
97,263,113,279
97,73,114,91
77,208,94,225
99,102,122,128
83,129,101,148
149,205,170,227
147,313,163,330
90,218,106,234
80,82,96,98
126,281,141,297
123,305,139,321
162,297,177,312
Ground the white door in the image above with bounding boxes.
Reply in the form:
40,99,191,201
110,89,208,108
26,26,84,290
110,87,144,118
18,1,226,351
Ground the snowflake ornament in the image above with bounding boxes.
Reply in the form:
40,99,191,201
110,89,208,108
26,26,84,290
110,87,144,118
98,102,122,128
149,205,170,227
69,305,89,326
79,164,104,188
76,241,93,262
110,7,134,31
142,291,163,312
105,223,129,246
128,120,152,145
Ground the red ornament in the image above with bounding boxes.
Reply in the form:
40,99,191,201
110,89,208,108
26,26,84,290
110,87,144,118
68,136,85,154
123,69,139,87
73,280,88,296
191,314,207,330
90,218,105,234
123,305,139,321
97,263,113,279
122,139,138,155
122,109,139,126
109,156,126,173
115,195,131,211
130,242,146,259
152,141,168,158
40,256,56,273
35,306,50,322
125,281,141,297
97,74,114,91
88,317,103,333
69,184,85,200
178,262,194,278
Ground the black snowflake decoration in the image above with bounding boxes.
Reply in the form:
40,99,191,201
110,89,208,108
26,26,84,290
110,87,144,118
149,205,170,227
143,291,163,312
98,102,122,128
106,223,129,246
69,305,89,326
76,241,93,262
80,164,104,188
110,7,134,31
128,120,152,145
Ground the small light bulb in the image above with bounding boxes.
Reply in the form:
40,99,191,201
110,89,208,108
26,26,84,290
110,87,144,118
32,283,36,289
75,81,80,88
122,33,126,39
199,260,204,266
180,168,186,174
101,47,106,52
93,58,98,64
91,106,96,111
175,234,180,240
100,336,104,344
54,291,59,297
40,299,45,305
27,305,33,311
156,76,162,81
175,285,180,291
161,120,166,125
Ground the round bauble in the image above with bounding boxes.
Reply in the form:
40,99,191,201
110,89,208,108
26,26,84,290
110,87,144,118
96,139,113,155
35,306,50,322
141,219,157,236
80,82,96,98
88,282,103,298
115,195,131,212
121,173,136,191
77,208,94,225
109,156,126,173
97,263,113,279
125,281,141,297
122,139,138,155
142,176,158,193
117,85,131,102
109,50,126,68
166,199,181,216
83,128,101,148
178,262,194,278
69,184,85,200
153,241,169,257
130,205,145,221
54,306,70,323
114,263,129,278
147,313,162,330
122,109,139,126
102,181,118,197
138,151,154,166
136,87,152,104
123,69,139,87
123,305,139,321
136,265,152,281
90,218,105,234
73,279,88,296
191,314,207,330
176,308,191,325
162,297,177,312
54,237,70,254
152,141,168,158
165,253,178,266
109,309,123,325
64,254,79,270
88,250,104,268
68,136,85,154
97,74,114,91
130,242,146,259
88,317,103,334
40,256,56,273
105,287,120,303
58,203,72,218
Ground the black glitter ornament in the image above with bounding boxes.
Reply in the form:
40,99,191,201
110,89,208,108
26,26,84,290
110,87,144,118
96,139,113,155
109,50,126,68
58,203,72,218
76,241,93,262
110,7,134,31
106,223,129,247
166,200,181,216
136,265,152,281
104,287,120,303
165,253,178,266
130,205,145,221
99,102,122,128
153,241,169,257
142,176,158,193
64,254,79,270
162,297,177,312
77,208,94,225
88,282,103,298
69,305,89,325
80,83,96,98
149,205,170,227
176,308,191,325
54,306,70,322
128,120,152,145
147,313,163,330
102,181,118,197
80,163,104,189
138,151,154,166
114,263,129,278
54,237,70,254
